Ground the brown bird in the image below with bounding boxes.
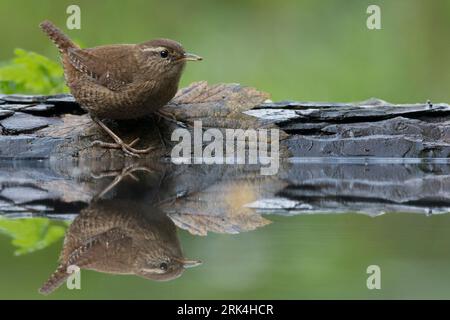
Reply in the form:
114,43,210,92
39,199,201,295
39,20,202,157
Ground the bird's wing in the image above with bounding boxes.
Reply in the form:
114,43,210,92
66,227,131,267
67,45,136,91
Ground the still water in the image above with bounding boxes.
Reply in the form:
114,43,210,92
0,158,450,299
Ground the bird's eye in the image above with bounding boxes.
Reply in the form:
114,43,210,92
160,50,169,58
159,262,168,271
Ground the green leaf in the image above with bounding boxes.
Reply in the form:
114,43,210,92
0,48,68,94
0,217,66,255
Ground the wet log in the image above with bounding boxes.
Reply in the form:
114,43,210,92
0,82,449,160
247,98,450,158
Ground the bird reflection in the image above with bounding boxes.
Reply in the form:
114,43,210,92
39,163,276,295
39,198,200,295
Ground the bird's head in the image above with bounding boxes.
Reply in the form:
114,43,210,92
136,39,202,80
136,254,202,281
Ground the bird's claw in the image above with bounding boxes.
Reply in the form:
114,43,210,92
91,137,152,158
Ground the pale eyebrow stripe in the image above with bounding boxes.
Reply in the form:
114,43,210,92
141,46,166,52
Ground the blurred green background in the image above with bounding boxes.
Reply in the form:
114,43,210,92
0,0,449,102
1,0,450,300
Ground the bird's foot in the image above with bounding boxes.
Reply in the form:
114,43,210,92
91,137,152,158
90,117,153,157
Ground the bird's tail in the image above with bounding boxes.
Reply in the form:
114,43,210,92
39,20,77,54
38,264,69,295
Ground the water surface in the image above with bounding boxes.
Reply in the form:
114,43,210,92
1,159,450,299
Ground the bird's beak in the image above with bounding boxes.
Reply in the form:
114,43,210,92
174,257,202,268
182,52,203,61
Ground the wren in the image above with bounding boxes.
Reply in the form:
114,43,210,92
40,20,202,157
39,199,201,295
